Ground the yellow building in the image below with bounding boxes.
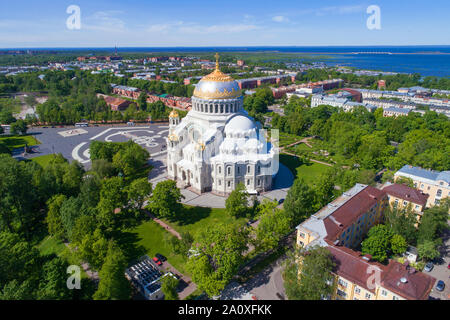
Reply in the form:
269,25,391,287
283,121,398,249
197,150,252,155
328,246,435,301
295,183,436,301
394,165,449,208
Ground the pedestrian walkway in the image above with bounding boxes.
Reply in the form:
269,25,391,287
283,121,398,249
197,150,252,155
144,210,182,240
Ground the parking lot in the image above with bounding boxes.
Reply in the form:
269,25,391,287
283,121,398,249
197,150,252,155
428,226,450,300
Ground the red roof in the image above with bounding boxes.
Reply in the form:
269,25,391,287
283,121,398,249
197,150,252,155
382,184,429,207
381,260,436,300
324,186,385,242
327,246,384,293
327,246,436,300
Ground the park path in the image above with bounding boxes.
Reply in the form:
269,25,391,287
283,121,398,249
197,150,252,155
282,150,334,167
144,209,182,240
281,137,314,150
63,241,99,281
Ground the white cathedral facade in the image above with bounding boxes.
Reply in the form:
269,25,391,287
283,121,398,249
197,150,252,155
166,55,278,196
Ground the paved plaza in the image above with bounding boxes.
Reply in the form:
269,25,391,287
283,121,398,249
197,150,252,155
14,124,170,167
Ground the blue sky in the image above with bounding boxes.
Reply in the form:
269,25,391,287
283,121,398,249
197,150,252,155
1,0,449,48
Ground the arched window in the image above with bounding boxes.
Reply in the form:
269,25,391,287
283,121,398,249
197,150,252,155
227,166,231,176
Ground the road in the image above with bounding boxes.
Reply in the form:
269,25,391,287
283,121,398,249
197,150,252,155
221,256,287,300
428,224,450,300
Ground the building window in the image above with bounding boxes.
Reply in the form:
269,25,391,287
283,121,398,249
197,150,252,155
337,290,347,298
257,166,260,174
435,199,440,205
365,293,371,299
421,184,424,189
338,279,347,288
257,179,261,186
247,165,251,174
437,189,442,197
299,232,305,238
381,290,388,296
227,167,231,175
355,287,361,294
218,166,221,174
218,180,221,186
247,179,250,186
393,296,399,300
403,201,408,206
227,181,231,188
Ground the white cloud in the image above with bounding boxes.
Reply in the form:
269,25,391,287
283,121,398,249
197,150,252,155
272,15,289,23
83,11,127,33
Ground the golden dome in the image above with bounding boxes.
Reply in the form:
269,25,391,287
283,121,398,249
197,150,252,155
169,109,179,118
168,133,179,141
193,53,242,100
195,140,206,151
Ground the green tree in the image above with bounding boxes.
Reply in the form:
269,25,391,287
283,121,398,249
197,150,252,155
78,228,109,270
36,257,72,300
186,222,249,298
127,177,152,210
96,177,127,228
45,194,67,240
255,199,292,251
361,225,394,263
93,241,131,300
417,240,440,262
10,119,28,135
112,141,149,177
91,159,116,179
161,275,179,300
390,234,408,255
148,180,182,219
283,245,335,300
284,178,316,226
225,183,249,218
384,205,417,245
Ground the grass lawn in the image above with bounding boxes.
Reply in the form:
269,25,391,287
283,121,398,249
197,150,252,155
280,153,331,185
0,134,41,151
30,154,57,167
123,220,189,275
296,162,330,186
165,205,247,239
37,235,66,257
125,205,248,276
37,235,89,278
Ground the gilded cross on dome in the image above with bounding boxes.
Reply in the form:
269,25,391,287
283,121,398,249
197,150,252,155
215,52,220,70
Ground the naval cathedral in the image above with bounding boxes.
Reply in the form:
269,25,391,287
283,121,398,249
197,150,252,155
166,54,278,196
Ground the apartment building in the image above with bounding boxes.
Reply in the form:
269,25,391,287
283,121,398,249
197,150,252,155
330,245,436,301
382,183,429,216
295,183,436,300
394,165,450,208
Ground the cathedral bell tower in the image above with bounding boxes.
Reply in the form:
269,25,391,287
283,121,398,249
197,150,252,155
169,109,180,132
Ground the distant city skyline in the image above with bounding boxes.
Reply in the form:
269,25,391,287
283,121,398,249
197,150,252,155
1,0,449,48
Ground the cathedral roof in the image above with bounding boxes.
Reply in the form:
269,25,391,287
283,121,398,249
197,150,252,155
193,53,242,100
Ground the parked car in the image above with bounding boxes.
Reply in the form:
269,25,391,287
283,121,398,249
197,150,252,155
152,257,162,266
436,280,445,292
424,262,434,272
156,253,167,262
447,263,450,269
